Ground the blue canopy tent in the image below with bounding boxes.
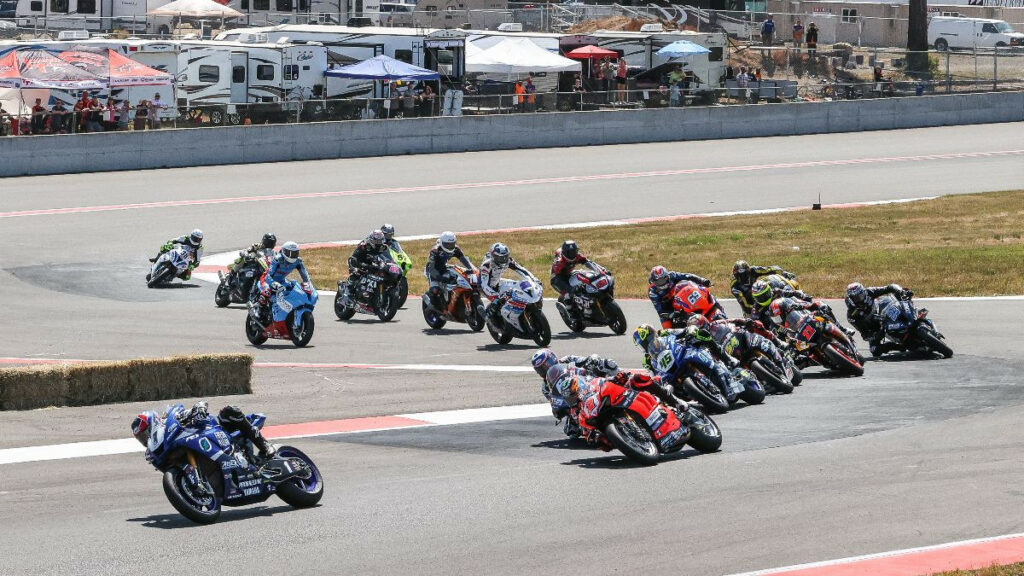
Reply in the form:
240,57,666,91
656,40,711,58
325,55,440,118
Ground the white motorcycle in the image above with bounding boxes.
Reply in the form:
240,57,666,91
486,274,551,346
147,245,194,288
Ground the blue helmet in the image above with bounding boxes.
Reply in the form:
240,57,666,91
531,348,558,377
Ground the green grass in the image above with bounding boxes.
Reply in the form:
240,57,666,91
932,562,1024,575
303,190,1024,300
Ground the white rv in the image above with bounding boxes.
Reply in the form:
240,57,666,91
929,16,1023,50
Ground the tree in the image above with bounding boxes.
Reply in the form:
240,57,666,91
907,0,930,75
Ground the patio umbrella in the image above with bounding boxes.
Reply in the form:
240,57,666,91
0,49,106,90
58,48,173,87
565,45,618,60
656,40,711,58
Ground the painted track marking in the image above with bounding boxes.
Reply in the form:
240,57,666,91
2,150,1020,219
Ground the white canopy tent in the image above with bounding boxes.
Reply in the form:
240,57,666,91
146,0,242,18
466,38,580,75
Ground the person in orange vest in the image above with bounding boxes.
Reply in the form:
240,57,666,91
514,80,526,112
525,77,537,112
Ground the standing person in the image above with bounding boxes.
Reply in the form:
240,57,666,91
793,19,805,48
86,94,104,132
668,64,683,106
615,58,628,103
525,76,537,112
806,22,819,57
149,92,167,129
134,99,149,130
419,84,436,117
761,14,776,46
513,80,525,112
600,57,613,95
30,98,47,135
74,91,92,133
49,99,68,133
116,99,131,131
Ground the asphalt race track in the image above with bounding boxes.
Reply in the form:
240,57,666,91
1,123,1023,575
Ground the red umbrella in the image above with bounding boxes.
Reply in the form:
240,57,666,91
565,45,619,60
57,48,172,87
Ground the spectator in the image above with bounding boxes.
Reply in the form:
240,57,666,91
793,19,805,48
103,99,119,131
418,84,436,116
0,103,9,136
401,85,417,118
754,68,763,81
74,91,92,133
806,22,819,57
615,58,628,103
525,76,537,112
761,14,776,46
513,80,525,112
652,84,670,108
50,99,68,133
600,57,613,94
86,94,104,132
572,73,585,92
116,99,131,131
134,99,149,130
149,92,167,129
736,66,750,103
30,98,47,135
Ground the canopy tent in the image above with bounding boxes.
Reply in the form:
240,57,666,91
146,0,242,18
0,49,106,90
324,54,439,81
58,49,173,87
467,38,580,74
656,40,711,58
565,45,618,60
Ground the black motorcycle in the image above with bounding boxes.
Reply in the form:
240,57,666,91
555,265,628,335
875,293,953,358
334,256,404,322
215,253,268,308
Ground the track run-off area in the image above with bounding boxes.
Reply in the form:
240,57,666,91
1,123,1023,575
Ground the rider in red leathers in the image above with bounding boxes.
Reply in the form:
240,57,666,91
550,240,608,316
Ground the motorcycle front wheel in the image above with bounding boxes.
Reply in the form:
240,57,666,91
823,343,865,376
917,325,953,358
377,286,399,322
289,311,315,348
529,310,552,347
750,358,793,394
245,314,268,345
147,263,173,288
604,300,628,335
681,375,729,414
162,467,221,525
274,446,324,508
682,407,723,454
604,413,659,465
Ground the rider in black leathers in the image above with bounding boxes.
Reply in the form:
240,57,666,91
845,282,912,357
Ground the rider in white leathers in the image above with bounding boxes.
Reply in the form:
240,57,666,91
479,242,539,326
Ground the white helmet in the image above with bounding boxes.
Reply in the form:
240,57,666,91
281,241,300,263
439,231,457,255
188,229,204,246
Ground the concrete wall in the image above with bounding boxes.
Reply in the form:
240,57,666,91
2,91,1022,177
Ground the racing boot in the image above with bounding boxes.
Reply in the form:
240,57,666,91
220,406,276,459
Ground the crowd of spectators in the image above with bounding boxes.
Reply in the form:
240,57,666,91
0,91,168,136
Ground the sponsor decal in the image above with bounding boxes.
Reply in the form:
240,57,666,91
198,437,213,453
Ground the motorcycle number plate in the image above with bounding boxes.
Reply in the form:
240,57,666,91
800,324,816,341
687,290,702,305
886,307,901,320
656,350,674,372
728,379,744,395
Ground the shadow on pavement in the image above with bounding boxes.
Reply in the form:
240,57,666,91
127,503,308,528
420,327,480,336
551,331,619,341
532,438,592,451
476,343,536,351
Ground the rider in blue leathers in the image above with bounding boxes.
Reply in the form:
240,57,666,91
251,241,310,318
633,323,738,402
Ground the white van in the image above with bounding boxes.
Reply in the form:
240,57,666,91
928,16,1023,51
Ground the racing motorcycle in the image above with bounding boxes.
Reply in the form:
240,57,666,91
648,334,765,413
582,380,722,465
334,256,403,322
713,321,798,394
874,293,953,358
788,310,864,376
556,265,628,335
246,279,318,347
146,403,323,525
670,281,727,327
388,244,413,309
422,266,486,331
487,275,551,346
146,244,194,288
215,252,269,307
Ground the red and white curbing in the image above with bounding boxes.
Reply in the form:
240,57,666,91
0,402,552,466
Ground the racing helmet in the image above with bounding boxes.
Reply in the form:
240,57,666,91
560,240,579,261
546,364,580,405
261,233,277,250
188,229,204,246
490,242,510,266
846,282,870,308
380,223,395,242
281,241,300,263
531,348,558,378
687,315,710,331
632,323,656,351
733,259,750,279
131,410,160,447
649,265,671,291
439,231,457,255
751,281,774,308
368,230,386,250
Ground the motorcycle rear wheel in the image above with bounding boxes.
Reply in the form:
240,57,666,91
466,296,485,332
487,319,513,345
739,378,766,405
750,358,793,394
917,326,953,358
604,300,628,335
289,311,315,348
334,292,355,321
824,343,864,376
396,276,409,309
422,298,447,329
214,283,231,307
682,408,723,454
681,375,729,414
162,468,221,524
274,446,324,508
603,413,659,465
245,315,268,345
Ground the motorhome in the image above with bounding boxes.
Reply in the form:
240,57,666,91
928,16,1023,50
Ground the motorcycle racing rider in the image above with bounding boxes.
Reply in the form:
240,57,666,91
424,231,476,311
532,348,621,438
550,240,608,317
633,322,739,400
251,241,310,319
343,230,390,304
731,260,797,315
480,243,539,327
648,265,713,329
380,223,402,254
750,280,853,336
845,282,913,357
131,401,276,460
228,232,276,277
150,228,204,280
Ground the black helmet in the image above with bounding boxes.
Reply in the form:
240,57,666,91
733,260,750,278
380,224,395,242
261,233,277,250
561,240,578,261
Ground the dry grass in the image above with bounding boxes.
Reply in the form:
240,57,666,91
933,562,1024,576
302,190,1024,300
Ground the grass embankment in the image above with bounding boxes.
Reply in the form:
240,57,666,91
303,190,1024,300
933,563,1024,575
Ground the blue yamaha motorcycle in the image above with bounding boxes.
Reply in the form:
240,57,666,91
148,404,323,524
876,294,953,358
